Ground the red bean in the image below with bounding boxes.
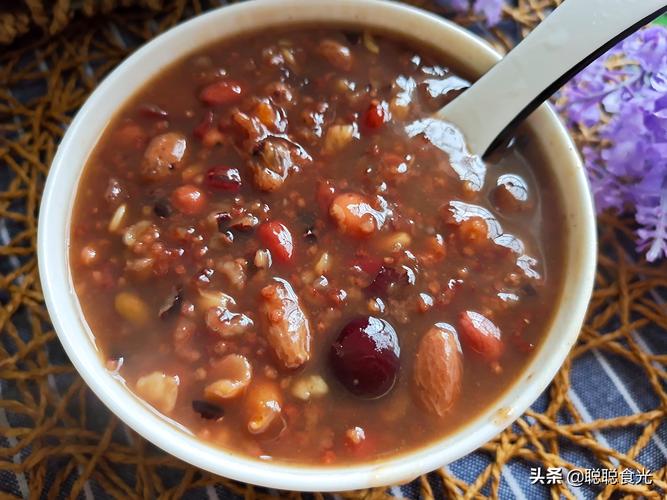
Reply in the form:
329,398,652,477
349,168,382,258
363,100,385,129
365,266,407,297
199,79,244,106
193,111,215,139
258,221,294,263
171,185,206,215
458,311,504,362
205,166,242,192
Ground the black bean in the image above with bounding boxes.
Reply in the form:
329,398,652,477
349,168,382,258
303,227,317,244
154,199,172,218
192,400,224,420
343,31,361,45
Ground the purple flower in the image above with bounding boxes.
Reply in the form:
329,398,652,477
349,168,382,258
472,0,504,26
635,174,667,262
435,0,506,26
559,26,667,261
622,26,667,73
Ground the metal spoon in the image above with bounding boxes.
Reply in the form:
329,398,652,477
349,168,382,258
437,0,667,158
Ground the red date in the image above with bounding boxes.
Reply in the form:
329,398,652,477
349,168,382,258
258,221,294,263
330,316,400,399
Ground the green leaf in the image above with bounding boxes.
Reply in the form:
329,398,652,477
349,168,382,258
655,14,667,26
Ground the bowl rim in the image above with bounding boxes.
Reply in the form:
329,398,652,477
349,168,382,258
38,0,597,491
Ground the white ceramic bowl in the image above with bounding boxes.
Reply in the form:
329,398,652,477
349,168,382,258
38,0,596,491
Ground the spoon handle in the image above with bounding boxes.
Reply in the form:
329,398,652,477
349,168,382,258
437,0,667,157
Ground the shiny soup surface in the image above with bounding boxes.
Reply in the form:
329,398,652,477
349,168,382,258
70,27,565,464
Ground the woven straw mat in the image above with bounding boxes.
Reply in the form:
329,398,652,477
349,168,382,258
1,0,666,498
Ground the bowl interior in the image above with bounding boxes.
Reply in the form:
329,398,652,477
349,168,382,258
38,0,596,491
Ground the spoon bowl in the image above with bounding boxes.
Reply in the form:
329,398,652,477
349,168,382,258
38,0,596,490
